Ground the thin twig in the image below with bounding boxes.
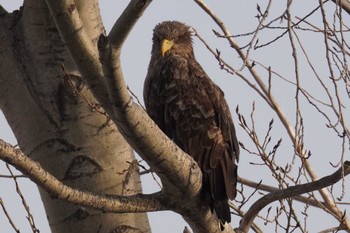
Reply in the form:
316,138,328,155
0,198,20,233
6,164,39,233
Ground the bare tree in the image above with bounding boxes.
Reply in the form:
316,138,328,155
0,1,349,233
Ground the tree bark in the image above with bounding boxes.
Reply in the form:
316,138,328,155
0,1,150,232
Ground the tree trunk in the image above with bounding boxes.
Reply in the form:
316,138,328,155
0,1,151,232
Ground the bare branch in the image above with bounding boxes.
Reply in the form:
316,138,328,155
0,139,165,213
108,0,152,49
0,174,26,178
319,224,347,233
229,202,263,233
192,28,270,105
0,198,20,233
5,164,39,233
239,177,326,209
237,161,350,233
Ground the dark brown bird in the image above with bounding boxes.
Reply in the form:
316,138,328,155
144,21,239,225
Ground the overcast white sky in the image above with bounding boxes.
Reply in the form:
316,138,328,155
0,1,349,233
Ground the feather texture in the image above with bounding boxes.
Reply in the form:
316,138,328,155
144,21,239,225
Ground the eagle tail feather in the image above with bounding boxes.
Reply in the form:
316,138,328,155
208,162,232,226
213,198,231,229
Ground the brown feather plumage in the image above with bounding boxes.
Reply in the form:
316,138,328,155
144,21,239,225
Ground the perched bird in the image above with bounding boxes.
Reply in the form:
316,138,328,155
144,21,239,225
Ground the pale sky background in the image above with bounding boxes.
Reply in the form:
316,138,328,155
0,1,349,233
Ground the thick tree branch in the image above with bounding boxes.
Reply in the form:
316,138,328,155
239,177,329,209
0,139,165,213
236,161,350,233
108,0,152,49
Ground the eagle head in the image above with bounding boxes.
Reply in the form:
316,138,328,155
152,21,194,58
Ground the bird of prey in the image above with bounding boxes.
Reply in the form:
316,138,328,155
143,21,239,225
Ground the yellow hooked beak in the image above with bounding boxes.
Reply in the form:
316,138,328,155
161,39,174,57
